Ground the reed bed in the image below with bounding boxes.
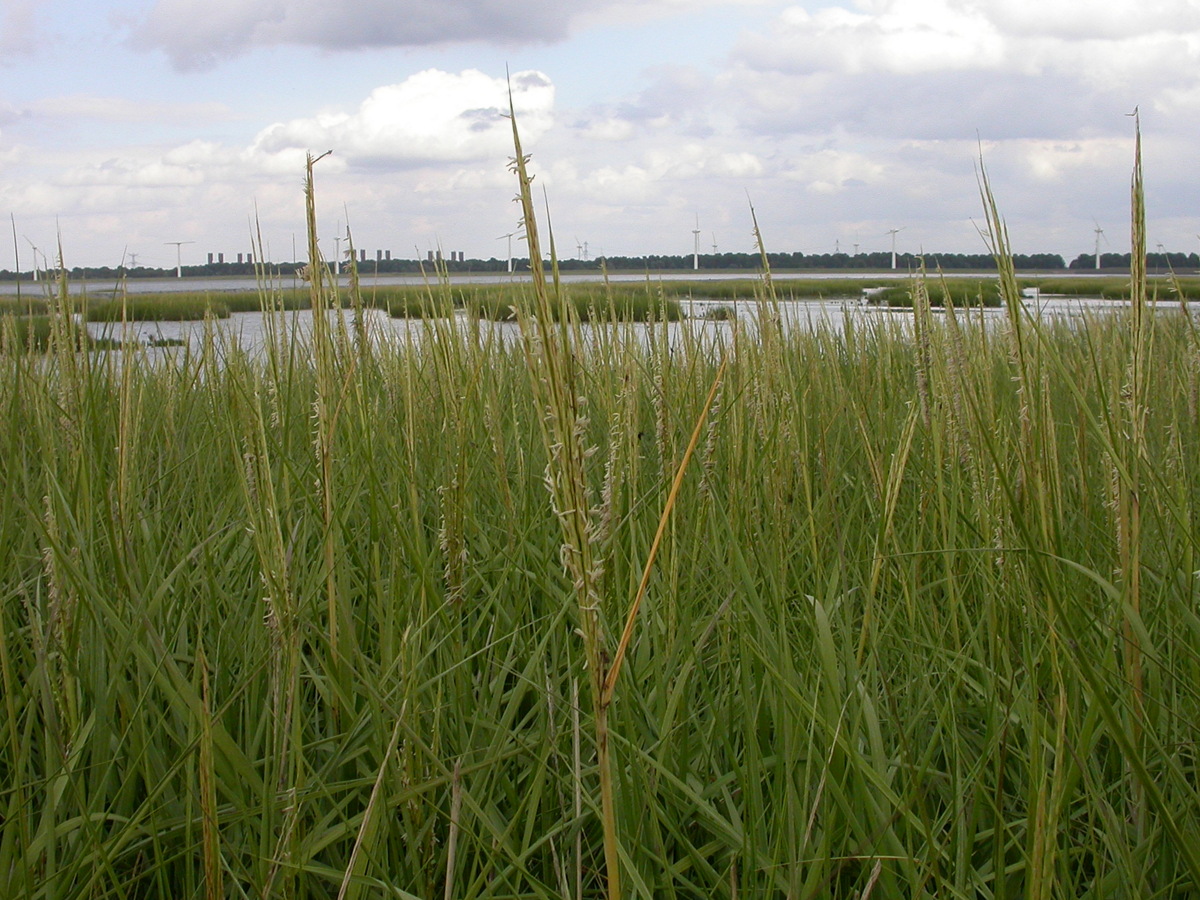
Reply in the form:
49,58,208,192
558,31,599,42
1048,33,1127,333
2,127,1198,899
1,262,1198,898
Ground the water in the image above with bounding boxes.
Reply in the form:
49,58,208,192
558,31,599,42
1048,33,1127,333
81,294,1187,362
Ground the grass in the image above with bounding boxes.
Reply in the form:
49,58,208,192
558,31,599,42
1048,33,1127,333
1029,275,1200,299
0,120,1198,900
0,313,125,351
78,284,683,323
867,280,1004,307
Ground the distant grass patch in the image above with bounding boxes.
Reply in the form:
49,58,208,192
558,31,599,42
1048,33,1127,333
869,280,1003,308
0,296,50,316
699,304,736,320
0,314,122,351
657,278,867,301
1029,276,1200,300
470,284,683,322
86,294,232,321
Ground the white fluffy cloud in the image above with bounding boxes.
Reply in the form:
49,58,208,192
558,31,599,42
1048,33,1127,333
248,69,554,167
726,0,1200,140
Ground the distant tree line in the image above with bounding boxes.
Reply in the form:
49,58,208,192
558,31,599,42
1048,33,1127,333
1067,252,1200,270
570,251,1069,271
13,249,1200,282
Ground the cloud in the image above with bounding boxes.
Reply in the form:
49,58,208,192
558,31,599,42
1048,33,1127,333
725,0,1200,140
0,0,39,58
779,147,886,193
247,69,554,168
742,2,1003,76
57,153,210,189
132,0,772,69
29,95,230,125
135,0,602,69
578,116,636,142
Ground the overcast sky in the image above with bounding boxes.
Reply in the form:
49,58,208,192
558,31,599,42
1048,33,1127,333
2,0,1198,269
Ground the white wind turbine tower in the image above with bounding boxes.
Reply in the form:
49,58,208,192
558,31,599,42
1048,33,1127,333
496,232,516,273
575,237,584,259
1093,223,1105,270
886,228,904,270
164,240,194,278
711,233,718,254
692,215,701,271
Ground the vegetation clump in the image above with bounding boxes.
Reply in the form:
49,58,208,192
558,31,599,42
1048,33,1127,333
867,279,1004,307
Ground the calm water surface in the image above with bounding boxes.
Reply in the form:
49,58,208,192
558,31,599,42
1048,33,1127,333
82,295,1176,360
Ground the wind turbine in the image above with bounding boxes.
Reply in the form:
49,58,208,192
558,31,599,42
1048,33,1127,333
1093,223,1105,270
692,215,701,271
575,237,584,260
496,232,516,273
164,240,194,278
23,237,41,282
886,228,904,270
711,233,718,254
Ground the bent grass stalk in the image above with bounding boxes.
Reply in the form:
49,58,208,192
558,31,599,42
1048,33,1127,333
507,95,621,898
509,92,728,900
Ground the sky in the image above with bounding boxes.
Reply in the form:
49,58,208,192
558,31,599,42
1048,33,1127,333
2,0,1199,270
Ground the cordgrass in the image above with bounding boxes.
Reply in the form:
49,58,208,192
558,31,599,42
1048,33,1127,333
1,126,1198,900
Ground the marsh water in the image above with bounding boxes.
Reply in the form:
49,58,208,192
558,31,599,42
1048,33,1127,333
4,269,1178,354
80,294,1173,360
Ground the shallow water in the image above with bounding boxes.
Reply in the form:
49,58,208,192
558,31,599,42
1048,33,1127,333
82,294,1193,363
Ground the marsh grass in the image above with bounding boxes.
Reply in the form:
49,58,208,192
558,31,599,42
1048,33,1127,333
0,312,126,351
869,280,1004,307
1,122,1198,900
1031,275,1200,299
